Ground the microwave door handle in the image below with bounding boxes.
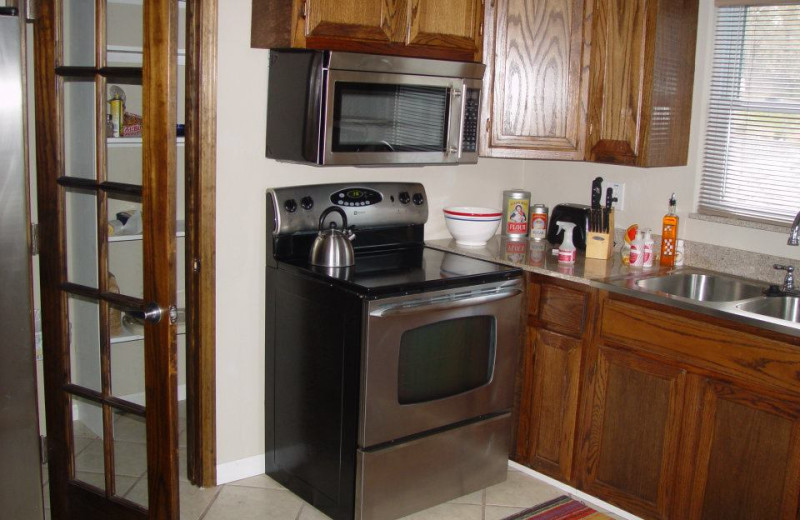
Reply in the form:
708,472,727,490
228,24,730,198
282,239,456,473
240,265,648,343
369,287,522,317
448,85,464,159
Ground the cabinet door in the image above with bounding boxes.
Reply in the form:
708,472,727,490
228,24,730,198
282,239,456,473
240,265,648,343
407,0,483,60
515,280,589,483
585,0,698,166
578,345,686,519
304,0,405,47
481,0,590,159
516,328,582,482
680,379,800,520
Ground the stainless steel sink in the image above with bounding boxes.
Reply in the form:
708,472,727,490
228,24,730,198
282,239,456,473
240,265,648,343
635,272,765,302
737,297,800,323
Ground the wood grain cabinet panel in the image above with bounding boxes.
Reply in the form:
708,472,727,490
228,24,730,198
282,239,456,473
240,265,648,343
578,345,686,519
586,0,698,166
515,275,593,483
251,0,484,62
678,379,800,520
480,0,591,159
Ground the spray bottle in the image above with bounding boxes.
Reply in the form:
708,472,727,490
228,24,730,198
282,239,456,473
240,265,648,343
556,221,577,264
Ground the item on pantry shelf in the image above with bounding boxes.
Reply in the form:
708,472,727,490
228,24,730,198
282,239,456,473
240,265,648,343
643,229,655,267
675,239,685,266
108,219,124,236
108,86,126,138
502,189,531,238
556,221,577,264
630,230,645,267
530,204,548,241
108,273,122,337
660,193,679,266
122,111,143,137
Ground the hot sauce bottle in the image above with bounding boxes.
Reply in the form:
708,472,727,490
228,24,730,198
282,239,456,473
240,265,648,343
659,193,679,266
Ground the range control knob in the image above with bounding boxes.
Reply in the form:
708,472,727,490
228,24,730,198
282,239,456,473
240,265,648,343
284,199,298,213
412,193,424,206
398,191,411,204
300,196,314,210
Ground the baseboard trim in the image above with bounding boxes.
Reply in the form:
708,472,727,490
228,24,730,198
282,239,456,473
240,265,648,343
215,453,266,485
507,461,641,520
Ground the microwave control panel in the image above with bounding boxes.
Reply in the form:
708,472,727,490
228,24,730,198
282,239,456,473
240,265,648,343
461,88,481,153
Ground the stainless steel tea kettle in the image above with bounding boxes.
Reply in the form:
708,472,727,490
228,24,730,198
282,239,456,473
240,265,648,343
309,206,355,267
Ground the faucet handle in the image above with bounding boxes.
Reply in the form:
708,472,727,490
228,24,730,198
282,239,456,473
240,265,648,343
774,264,796,291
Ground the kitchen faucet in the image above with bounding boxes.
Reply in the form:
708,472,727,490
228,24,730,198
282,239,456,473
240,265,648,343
788,210,800,245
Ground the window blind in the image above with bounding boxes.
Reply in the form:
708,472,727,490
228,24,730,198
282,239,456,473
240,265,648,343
699,4,800,224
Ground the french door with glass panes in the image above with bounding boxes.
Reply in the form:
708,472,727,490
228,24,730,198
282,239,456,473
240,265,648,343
34,0,182,518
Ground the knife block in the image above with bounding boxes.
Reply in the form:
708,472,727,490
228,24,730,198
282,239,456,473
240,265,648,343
585,210,614,260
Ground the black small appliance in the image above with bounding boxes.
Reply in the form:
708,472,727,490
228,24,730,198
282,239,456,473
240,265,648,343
547,203,591,249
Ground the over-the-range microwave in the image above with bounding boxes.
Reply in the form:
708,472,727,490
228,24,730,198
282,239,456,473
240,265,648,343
265,49,485,166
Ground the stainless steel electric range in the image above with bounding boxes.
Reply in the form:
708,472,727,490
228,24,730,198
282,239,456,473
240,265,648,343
265,182,523,520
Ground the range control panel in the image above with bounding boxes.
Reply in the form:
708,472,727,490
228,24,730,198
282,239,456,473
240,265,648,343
269,182,428,235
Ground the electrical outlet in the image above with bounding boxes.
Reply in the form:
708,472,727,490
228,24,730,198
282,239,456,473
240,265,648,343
601,180,625,211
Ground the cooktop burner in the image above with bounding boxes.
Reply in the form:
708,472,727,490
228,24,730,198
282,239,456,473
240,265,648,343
281,245,519,298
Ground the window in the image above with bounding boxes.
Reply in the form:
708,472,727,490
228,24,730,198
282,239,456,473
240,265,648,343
699,3,800,225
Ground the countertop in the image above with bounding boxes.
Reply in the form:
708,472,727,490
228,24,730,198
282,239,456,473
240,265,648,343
426,236,800,339
426,236,672,286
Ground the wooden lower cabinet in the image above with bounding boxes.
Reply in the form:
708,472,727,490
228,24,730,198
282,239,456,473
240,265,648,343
577,344,686,519
516,284,800,519
514,275,593,484
678,377,800,520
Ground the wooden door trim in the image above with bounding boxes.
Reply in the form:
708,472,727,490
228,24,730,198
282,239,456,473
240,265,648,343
185,0,218,487
33,0,72,517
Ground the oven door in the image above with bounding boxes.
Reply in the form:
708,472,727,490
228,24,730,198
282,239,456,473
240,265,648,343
323,70,471,165
360,278,523,447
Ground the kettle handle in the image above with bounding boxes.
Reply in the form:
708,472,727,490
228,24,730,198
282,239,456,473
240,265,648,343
319,206,348,231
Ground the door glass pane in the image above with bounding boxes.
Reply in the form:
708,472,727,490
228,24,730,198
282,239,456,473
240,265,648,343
62,0,95,67
106,1,144,65
112,408,148,508
63,79,97,179
107,194,143,299
111,338,145,405
66,188,98,288
71,396,105,489
397,316,495,404
68,295,102,392
332,83,449,152
107,142,142,185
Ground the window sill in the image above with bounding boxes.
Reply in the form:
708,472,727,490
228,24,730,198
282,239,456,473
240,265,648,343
689,213,790,234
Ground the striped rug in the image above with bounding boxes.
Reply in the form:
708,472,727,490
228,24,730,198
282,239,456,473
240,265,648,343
503,495,614,520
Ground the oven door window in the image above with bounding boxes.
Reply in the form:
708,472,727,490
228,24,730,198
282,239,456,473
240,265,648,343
332,82,449,153
397,316,495,405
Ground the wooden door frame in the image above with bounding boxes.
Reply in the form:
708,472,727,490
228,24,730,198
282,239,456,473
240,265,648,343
32,0,218,513
185,0,217,487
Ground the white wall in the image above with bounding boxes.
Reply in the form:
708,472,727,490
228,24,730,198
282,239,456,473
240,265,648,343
522,1,800,262
215,0,524,472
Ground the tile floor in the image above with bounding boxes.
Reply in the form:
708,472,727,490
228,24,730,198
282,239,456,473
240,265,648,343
42,403,628,520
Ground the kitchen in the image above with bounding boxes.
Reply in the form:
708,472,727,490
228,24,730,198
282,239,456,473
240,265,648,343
6,0,800,518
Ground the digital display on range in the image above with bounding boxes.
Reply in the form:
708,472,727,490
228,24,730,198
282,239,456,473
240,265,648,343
331,187,383,207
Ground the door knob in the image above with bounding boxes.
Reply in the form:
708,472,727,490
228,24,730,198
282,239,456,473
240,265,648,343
127,302,164,324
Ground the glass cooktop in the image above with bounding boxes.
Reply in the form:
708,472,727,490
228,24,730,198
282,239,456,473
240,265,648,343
282,245,522,298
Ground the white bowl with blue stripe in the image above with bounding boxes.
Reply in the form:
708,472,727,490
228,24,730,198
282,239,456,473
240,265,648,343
443,207,502,246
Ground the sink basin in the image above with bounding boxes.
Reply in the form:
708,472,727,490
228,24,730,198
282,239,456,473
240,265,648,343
635,273,765,302
737,297,800,323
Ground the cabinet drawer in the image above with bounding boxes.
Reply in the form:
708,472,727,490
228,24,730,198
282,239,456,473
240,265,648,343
531,283,588,338
600,298,800,395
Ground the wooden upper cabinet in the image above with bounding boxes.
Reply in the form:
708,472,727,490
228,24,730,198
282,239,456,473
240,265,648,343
251,0,484,62
481,0,698,166
480,0,591,159
586,0,699,166
407,0,483,60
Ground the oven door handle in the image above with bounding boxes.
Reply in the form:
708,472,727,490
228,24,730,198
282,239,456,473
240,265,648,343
369,287,522,317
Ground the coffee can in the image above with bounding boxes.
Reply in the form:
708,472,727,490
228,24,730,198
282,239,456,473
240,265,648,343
530,204,548,241
502,190,531,238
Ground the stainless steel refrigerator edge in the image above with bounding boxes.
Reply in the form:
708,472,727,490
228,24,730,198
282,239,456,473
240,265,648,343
0,8,45,519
